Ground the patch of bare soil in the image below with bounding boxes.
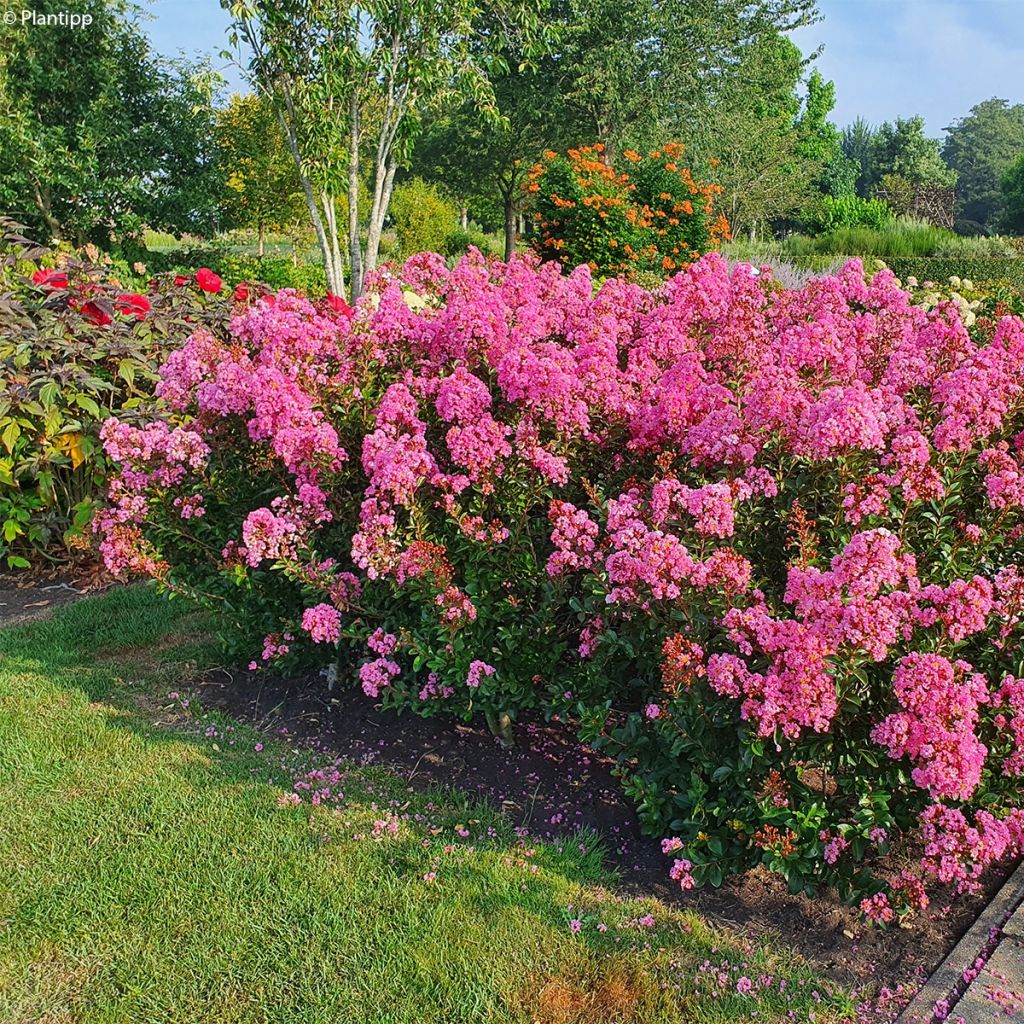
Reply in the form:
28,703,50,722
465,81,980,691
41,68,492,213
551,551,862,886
0,561,114,626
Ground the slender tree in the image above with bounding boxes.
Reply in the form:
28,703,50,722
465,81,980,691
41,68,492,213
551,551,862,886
841,117,878,198
216,94,305,255
224,0,547,299
415,59,568,259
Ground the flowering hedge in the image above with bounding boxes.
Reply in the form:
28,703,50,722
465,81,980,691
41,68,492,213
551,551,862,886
99,247,1024,920
527,143,729,277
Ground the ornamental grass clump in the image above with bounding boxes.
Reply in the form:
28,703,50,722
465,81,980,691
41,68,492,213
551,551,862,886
99,247,1024,921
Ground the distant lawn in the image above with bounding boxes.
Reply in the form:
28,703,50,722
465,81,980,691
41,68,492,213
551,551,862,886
0,587,856,1023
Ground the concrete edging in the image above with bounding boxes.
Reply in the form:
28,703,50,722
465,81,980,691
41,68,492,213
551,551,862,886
895,859,1024,1024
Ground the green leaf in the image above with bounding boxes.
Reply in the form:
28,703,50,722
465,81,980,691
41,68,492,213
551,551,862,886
73,394,102,419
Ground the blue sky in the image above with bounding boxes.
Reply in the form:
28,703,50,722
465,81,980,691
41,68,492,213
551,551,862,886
143,0,1024,137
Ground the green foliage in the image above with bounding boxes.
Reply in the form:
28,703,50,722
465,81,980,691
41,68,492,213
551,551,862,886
0,221,232,564
795,71,857,200
943,97,1024,230
700,34,816,237
1001,153,1024,235
160,250,327,293
870,117,956,190
553,0,817,157
440,228,498,259
0,0,223,244
782,217,979,259
875,173,917,217
216,93,306,243
841,118,877,199
529,143,728,276
841,116,956,202
414,56,568,260
389,179,459,258
807,195,893,233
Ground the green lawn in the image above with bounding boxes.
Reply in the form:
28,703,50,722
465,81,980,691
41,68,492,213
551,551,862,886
0,587,856,1023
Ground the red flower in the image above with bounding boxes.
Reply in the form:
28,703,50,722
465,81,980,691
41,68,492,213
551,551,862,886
114,293,151,320
325,291,353,317
80,300,112,326
32,268,68,289
234,283,251,302
174,274,189,287
195,267,222,293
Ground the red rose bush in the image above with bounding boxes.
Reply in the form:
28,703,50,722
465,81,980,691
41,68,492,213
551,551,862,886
98,248,1024,919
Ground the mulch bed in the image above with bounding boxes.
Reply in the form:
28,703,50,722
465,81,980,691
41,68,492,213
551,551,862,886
197,662,1014,1007
0,561,114,626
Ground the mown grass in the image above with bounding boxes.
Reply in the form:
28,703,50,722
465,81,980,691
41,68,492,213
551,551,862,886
0,587,857,1023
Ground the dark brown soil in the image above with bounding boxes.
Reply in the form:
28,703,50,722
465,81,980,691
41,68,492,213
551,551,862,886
197,662,1014,1010
0,561,113,625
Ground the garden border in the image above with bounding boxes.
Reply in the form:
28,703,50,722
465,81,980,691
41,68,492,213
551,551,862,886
895,859,1024,1023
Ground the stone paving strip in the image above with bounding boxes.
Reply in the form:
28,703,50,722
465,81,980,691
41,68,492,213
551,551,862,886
897,861,1024,1023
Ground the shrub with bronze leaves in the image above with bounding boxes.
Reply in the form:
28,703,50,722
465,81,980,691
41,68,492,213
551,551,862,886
0,220,240,564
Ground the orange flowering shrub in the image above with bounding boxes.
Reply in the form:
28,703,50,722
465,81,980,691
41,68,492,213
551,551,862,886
526,143,729,277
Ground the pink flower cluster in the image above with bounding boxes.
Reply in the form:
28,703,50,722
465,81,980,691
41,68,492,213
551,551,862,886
301,603,342,645
97,247,1024,915
871,654,989,802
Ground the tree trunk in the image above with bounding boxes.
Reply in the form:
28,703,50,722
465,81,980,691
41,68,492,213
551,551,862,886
348,99,363,301
30,179,62,240
258,221,265,259
320,192,345,296
364,156,397,276
503,192,516,261
273,94,343,296
484,709,515,748
460,205,468,231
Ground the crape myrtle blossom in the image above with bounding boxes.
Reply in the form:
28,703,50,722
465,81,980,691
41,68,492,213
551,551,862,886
98,248,1024,916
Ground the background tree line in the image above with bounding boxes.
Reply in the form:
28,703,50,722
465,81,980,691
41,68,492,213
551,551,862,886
3,0,1024,297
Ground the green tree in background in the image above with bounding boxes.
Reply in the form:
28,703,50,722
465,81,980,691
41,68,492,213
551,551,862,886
553,0,818,158
225,0,549,299
841,117,878,198
216,94,305,256
1001,153,1024,234
0,0,222,244
943,98,1024,231
871,116,956,190
414,52,569,259
795,71,856,199
705,34,815,238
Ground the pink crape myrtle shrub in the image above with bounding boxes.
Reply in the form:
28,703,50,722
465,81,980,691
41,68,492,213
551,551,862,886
98,248,1024,919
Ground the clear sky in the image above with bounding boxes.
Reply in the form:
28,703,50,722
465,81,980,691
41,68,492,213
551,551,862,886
143,0,1024,138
